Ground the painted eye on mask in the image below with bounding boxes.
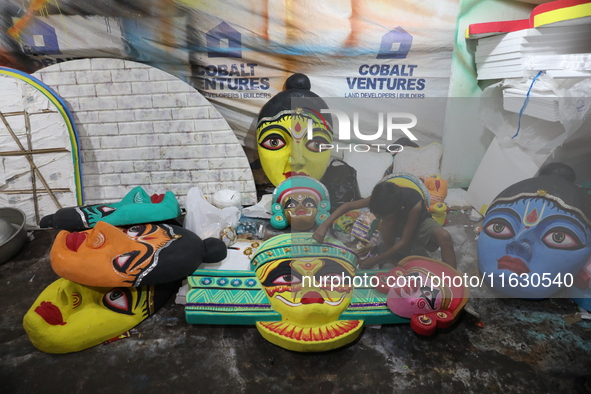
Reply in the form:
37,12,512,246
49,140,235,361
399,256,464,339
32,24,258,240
315,260,352,284
284,198,297,209
272,274,302,285
126,225,146,238
317,271,349,284
260,134,286,150
113,250,141,273
419,286,440,309
483,219,515,239
305,138,329,153
303,198,317,208
102,288,133,315
542,227,583,250
98,206,116,216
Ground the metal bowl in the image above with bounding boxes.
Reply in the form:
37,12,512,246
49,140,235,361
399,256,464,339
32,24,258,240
0,207,27,265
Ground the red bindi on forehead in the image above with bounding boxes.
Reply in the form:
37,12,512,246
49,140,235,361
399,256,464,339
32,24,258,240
526,208,539,224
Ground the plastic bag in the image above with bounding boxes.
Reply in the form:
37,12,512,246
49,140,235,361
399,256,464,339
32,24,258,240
479,75,591,155
320,159,361,213
183,187,240,240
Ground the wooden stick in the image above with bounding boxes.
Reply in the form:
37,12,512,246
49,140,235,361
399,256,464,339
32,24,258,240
0,111,27,117
1,188,70,194
24,111,40,224
1,110,58,117
0,148,70,156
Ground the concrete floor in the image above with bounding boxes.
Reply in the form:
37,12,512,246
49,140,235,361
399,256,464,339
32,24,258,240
1,211,590,394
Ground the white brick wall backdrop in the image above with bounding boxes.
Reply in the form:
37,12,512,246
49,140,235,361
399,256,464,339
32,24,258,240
33,59,257,208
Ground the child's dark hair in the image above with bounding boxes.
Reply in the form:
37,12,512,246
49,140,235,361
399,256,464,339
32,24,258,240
369,181,403,218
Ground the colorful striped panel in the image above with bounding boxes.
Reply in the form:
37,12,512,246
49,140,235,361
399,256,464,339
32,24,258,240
186,269,408,326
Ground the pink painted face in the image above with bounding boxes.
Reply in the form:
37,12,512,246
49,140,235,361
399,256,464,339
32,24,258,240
386,269,446,317
382,257,468,320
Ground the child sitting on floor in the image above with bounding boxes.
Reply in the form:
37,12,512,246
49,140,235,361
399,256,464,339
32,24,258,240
313,180,457,269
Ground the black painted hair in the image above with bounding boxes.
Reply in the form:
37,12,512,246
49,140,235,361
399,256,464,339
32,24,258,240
256,73,332,129
537,162,576,183
369,181,403,218
488,163,591,227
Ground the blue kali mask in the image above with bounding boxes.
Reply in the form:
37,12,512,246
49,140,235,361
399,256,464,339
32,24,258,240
478,172,591,299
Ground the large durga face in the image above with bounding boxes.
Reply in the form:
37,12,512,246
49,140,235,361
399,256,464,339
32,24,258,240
256,113,332,186
256,257,354,326
478,198,591,298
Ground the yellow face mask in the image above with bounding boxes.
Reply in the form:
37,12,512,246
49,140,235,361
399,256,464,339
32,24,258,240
256,257,354,327
257,112,333,186
251,233,363,351
22,278,165,354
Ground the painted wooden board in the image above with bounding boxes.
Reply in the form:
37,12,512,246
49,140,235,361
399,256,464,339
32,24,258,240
466,0,591,39
532,0,591,27
186,268,408,326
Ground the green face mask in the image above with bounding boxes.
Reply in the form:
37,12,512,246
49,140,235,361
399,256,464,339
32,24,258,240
40,186,181,231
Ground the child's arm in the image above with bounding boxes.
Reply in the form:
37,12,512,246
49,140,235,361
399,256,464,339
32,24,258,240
312,197,371,243
358,201,422,268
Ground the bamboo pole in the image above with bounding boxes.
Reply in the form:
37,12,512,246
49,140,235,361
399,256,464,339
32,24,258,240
24,111,40,224
0,148,70,156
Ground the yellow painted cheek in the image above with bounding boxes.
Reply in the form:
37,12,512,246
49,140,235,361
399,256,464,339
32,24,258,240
302,150,331,180
269,296,296,319
259,148,292,186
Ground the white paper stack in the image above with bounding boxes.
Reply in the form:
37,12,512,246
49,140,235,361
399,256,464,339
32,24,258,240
502,87,560,122
527,53,591,78
475,24,591,80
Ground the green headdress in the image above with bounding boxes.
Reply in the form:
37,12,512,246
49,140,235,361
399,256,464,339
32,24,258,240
251,233,357,271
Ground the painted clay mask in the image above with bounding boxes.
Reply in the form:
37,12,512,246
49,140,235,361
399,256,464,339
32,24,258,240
51,222,227,287
421,174,448,225
23,277,177,353
270,176,330,231
256,74,333,186
251,233,363,352
257,257,354,325
40,186,181,231
478,168,591,298
376,256,468,336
